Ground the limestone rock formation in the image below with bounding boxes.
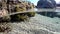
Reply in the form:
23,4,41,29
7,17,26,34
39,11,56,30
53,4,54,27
37,0,56,8
36,0,57,18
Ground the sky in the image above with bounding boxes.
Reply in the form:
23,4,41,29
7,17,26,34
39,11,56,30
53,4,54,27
27,0,39,5
27,0,60,5
55,0,60,4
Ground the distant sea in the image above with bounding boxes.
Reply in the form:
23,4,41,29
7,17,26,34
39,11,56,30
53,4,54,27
35,7,60,17
56,7,60,12
34,7,60,12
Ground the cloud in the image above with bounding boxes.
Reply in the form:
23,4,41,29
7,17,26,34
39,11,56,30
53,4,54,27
55,0,60,4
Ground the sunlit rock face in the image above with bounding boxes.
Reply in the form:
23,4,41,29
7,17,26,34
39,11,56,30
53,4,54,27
37,0,56,8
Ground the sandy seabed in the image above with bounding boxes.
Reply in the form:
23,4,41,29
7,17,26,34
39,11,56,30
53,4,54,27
0,14,60,34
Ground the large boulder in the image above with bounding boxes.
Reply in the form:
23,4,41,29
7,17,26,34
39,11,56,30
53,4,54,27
10,1,36,21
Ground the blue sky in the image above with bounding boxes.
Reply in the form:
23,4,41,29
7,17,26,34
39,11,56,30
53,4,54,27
27,0,60,5
27,0,39,5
